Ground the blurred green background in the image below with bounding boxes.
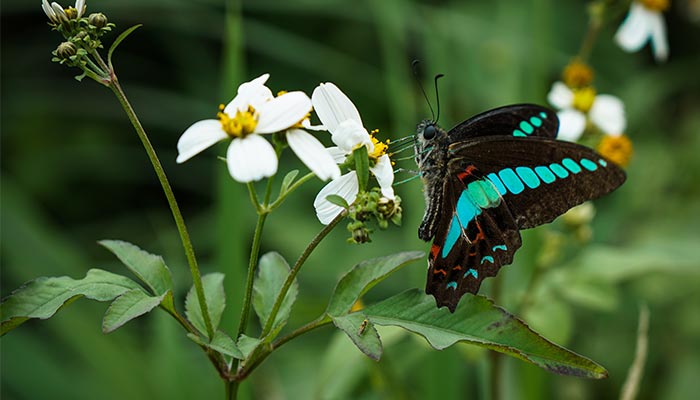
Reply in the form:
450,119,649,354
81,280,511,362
2,0,699,399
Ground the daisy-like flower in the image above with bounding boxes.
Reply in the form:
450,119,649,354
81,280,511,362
615,0,670,62
547,81,626,142
597,134,634,167
177,74,339,182
42,0,85,24
311,82,395,224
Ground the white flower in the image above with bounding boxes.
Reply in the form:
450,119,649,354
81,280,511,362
177,74,338,183
311,82,395,224
547,81,626,142
42,0,85,23
615,0,669,62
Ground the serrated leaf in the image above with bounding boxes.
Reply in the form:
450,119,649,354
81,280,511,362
102,289,165,333
364,289,608,379
185,273,225,338
237,334,263,360
108,24,142,70
187,331,243,359
1,269,142,335
326,251,423,317
99,240,173,296
353,146,369,192
332,312,382,361
253,252,298,339
280,169,299,194
325,194,349,209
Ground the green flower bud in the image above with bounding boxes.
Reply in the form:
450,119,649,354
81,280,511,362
88,13,108,29
56,41,78,60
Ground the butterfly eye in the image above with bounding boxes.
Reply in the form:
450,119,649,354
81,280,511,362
423,124,437,140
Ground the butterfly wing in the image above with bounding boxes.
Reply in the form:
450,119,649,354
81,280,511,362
425,137,626,311
451,137,627,229
426,162,522,312
448,104,559,140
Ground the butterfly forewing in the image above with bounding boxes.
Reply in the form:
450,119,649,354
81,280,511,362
448,104,559,140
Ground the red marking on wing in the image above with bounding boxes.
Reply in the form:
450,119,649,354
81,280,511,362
453,265,462,271
430,244,440,259
457,165,478,182
433,268,447,276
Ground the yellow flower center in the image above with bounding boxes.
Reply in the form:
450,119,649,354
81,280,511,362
217,104,258,138
572,87,597,113
368,129,389,160
597,134,633,167
640,0,670,12
563,59,594,89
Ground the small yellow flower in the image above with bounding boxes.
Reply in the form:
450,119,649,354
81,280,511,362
563,59,594,89
572,87,597,113
217,104,259,138
368,129,389,160
597,134,633,167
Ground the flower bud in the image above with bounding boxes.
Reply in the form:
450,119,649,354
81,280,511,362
88,13,108,29
56,41,77,59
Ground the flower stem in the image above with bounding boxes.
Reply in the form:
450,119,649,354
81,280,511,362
260,212,345,338
108,76,215,339
268,172,316,210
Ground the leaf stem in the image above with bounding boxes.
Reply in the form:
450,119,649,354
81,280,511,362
268,172,316,210
108,76,215,339
260,212,345,338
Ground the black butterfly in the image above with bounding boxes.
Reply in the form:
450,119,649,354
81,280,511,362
414,104,626,312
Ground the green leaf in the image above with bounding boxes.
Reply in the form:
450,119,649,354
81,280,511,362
353,146,369,192
185,273,225,338
253,252,298,338
102,289,166,333
331,313,382,361
99,240,173,296
325,194,349,209
187,331,243,359
364,289,608,379
107,24,142,70
237,334,263,360
279,169,299,194
1,269,142,335
326,251,423,317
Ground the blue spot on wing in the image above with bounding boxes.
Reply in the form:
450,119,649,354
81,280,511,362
446,281,457,290
487,173,507,195
481,256,494,264
562,158,582,174
492,244,507,251
534,166,556,184
498,168,524,194
515,167,540,189
464,269,478,279
580,158,598,171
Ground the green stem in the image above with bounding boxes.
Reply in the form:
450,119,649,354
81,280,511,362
577,19,602,63
108,77,215,339
260,212,345,338
268,172,316,210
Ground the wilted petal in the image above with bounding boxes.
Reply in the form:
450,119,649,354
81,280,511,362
314,171,359,224
332,119,372,153
255,91,312,134
224,74,273,114
176,119,228,163
312,82,363,133
556,109,586,142
648,11,669,62
590,95,626,135
42,0,56,20
615,3,653,53
547,81,574,110
226,135,278,182
287,129,341,181
370,154,395,199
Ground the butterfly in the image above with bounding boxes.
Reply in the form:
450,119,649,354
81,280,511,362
413,104,626,312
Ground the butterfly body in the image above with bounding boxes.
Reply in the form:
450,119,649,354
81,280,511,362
414,104,626,312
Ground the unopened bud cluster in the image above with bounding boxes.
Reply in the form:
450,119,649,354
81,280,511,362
346,188,402,244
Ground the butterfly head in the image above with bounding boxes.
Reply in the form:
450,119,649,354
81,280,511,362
414,119,447,167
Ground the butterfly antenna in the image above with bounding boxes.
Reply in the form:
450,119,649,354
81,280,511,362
412,60,436,121
433,73,444,123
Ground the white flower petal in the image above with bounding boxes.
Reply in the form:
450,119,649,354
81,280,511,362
615,2,653,53
648,11,669,62
370,154,395,199
311,82,363,133
176,119,228,163
287,129,341,181
327,146,347,164
226,135,278,182
590,95,626,134
556,109,586,142
42,0,56,19
301,118,326,131
224,74,274,114
332,119,372,153
255,91,312,134
75,0,85,17
314,171,359,225
547,81,574,110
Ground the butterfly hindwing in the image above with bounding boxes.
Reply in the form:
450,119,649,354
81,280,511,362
448,104,559,140
450,137,627,229
426,162,522,312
